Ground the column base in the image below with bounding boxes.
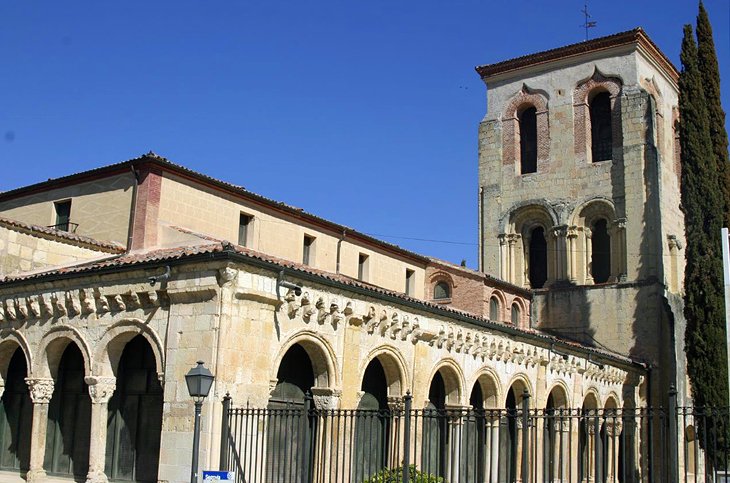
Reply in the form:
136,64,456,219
85,469,109,483
25,469,47,483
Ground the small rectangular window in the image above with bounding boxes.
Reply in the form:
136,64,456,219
238,213,252,247
405,269,415,296
358,253,369,282
54,200,72,231
303,235,315,265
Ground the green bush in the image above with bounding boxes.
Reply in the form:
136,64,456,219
362,465,445,483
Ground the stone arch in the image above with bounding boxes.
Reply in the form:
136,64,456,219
506,203,557,288
0,329,33,385
272,331,339,389
468,368,501,408
488,290,506,322
502,85,550,170
545,381,571,409
504,374,533,408
573,198,625,284
428,359,464,406
574,68,623,163
428,271,454,301
93,319,165,379
362,345,409,397
582,390,601,409
604,393,620,410
35,325,92,379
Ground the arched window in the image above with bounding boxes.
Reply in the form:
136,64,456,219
590,92,613,162
433,281,450,300
519,107,538,174
489,297,500,321
511,303,521,325
591,219,611,283
529,226,548,288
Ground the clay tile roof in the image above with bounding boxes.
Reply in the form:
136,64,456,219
0,240,636,366
0,216,125,253
0,152,430,265
475,27,678,83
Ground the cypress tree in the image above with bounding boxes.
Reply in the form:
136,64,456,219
696,2,730,228
680,24,728,414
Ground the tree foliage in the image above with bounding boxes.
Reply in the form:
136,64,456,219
362,465,445,483
696,1,730,228
680,20,728,412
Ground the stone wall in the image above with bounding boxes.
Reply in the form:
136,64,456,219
0,173,134,247
0,223,113,278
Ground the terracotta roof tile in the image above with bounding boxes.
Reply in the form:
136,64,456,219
0,216,125,253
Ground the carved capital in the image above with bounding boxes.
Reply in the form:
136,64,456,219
85,376,117,404
25,377,55,404
311,387,341,410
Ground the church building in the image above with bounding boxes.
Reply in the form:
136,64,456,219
0,27,693,483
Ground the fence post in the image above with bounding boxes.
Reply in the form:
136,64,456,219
522,389,530,483
668,385,678,483
302,391,313,483
219,393,231,471
402,391,412,483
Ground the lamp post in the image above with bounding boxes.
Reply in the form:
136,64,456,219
185,361,214,483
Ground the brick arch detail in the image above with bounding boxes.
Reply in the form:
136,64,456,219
574,69,623,163
428,271,455,300
502,86,550,170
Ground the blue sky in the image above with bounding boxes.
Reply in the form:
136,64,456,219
2,1,728,268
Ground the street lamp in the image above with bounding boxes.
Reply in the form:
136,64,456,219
185,361,214,483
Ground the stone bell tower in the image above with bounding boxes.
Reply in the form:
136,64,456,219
475,28,688,404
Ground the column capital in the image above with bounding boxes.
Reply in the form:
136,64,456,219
25,377,54,404
386,395,404,411
311,387,341,410
85,376,117,404
551,225,568,238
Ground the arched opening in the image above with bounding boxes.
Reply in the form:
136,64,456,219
0,348,31,472
579,394,600,481
500,387,518,483
352,358,390,481
267,344,317,482
529,226,548,288
544,387,569,483
422,372,447,478
460,383,486,482
105,335,163,482
489,297,500,321
511,303,521,325
519,107,538,174
44,343,91,479
590,92,613,162
591,218,611,283
270,344,315,407
433,281,450,300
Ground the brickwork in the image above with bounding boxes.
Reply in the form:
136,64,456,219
501,87,550,172
130,165,162,251
573,70,623,164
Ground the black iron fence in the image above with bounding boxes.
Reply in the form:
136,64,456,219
219,391,729,483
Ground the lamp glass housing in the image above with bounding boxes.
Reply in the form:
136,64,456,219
185,361,214,401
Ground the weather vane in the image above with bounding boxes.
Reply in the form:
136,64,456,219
581,0,597,41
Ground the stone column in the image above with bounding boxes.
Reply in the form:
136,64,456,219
567,227,579,283
507,234,520,286
584,228,594,284
498,234,508,281
488,416,500,483
84,376,116,483
25,377,55,483
551,226,569,284
611,218,627,282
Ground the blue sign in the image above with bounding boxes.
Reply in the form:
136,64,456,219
202,470,234,482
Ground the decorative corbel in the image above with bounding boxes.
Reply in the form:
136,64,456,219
15,298,28,319
52,293,66,316
27,296,41,318
94,289,109,312
80,289,96,314
65,291,81,316
113,294,126,311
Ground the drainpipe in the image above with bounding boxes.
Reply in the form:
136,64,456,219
336,230,346,274
125,165,140,252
